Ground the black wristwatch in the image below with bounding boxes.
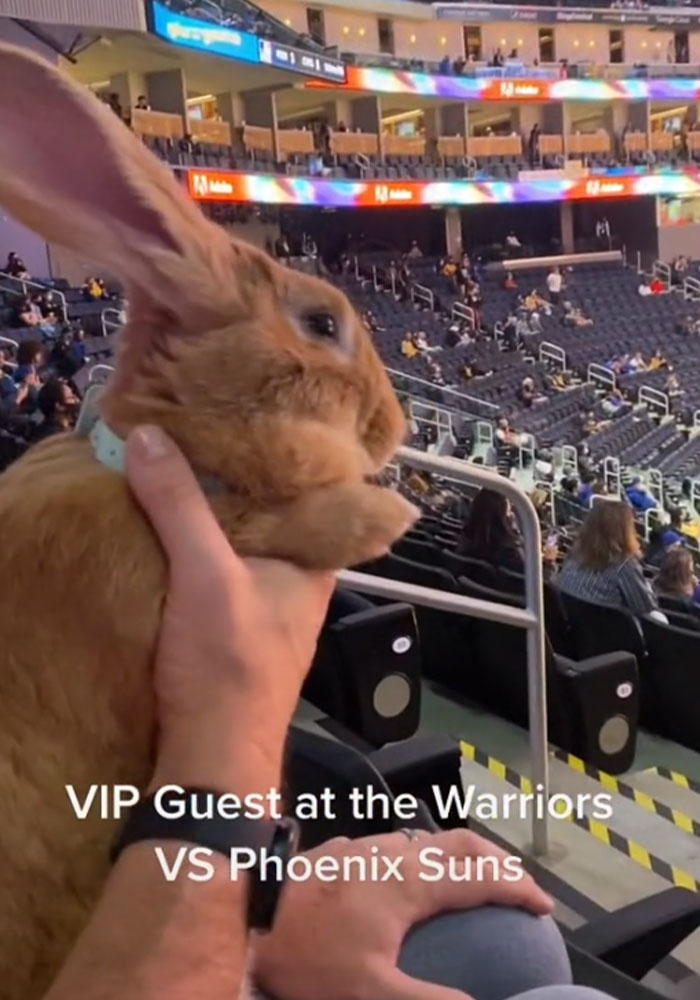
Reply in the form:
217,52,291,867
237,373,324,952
111,787,299,931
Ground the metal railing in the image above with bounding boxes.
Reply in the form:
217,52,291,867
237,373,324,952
0,270,67,318
452,302,475,328
647,468,664,510
684,276,700,303
603,455,621,498
587,363,616,393
539,341,567,371
385,367,500,416
88,364,116,384
652,260,672,291
337,445,549,856
411,283,434,311
100,308,124,338
639,385,670,417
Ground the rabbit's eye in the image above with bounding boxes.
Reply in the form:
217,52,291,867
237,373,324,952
301,311,338,341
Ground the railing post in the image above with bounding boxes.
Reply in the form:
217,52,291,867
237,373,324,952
338,446,549,857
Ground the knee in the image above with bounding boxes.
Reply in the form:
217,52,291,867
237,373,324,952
400,907,572,1000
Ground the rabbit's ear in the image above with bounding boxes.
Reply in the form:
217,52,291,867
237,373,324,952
0,44,242,322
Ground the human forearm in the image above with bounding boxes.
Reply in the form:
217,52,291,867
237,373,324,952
44,730,285,1000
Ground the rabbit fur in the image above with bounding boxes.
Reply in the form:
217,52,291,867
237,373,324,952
0,43,416,999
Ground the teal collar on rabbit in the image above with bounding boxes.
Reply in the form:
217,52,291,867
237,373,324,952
75,385,126,473
75,384,226,494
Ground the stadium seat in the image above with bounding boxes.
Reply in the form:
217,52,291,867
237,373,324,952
457,577,638,773
639,616,700,752
305,603,421,748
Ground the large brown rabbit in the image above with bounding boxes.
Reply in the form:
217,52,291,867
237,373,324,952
0,44,416,999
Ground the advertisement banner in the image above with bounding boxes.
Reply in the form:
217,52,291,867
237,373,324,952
185,166,700,208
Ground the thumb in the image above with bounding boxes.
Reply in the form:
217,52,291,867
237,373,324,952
125,425,236,571
379,969,473,1000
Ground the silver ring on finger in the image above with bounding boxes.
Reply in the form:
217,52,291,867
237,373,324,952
397,828,422,842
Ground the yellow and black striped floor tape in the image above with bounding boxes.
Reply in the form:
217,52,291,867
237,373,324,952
552,749,700,838
652,766,700,796
460,741,698,893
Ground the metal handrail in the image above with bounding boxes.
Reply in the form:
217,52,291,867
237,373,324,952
385,366,500,414
88,364,116,384
0,270,67,317
100,308,123,338
337,445,549,857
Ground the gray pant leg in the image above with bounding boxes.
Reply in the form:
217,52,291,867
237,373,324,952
399,907,572,1000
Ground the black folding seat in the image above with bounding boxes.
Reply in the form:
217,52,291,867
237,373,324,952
443,551,499,588
640,617,700,752
458,578,638,773
355,554,468,686
393,537,444,566
306,603,421,748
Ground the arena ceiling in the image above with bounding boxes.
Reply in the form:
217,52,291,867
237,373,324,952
65,30,294,95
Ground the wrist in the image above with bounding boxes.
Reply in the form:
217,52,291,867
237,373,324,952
151,723,288,803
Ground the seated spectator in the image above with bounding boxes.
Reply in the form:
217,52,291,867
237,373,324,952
414,331,442,354
626,476,657,512
406,240,423,259
601,388,628,417
427,359,445,385
649,348,668,370
546,266,563,304
576,471,597,507
495,415,521,471
653,546,700,606
676,315,699,337
5,251,29,279
82,276,107,301
134,95,151,110
665,370,683,396
518,376,544,409
523,289,551,316
505,231,521,250
30,376,80,442
504,271,518,291
562,301,593,327
623,352,647,374
457,487,524,572
13,339,44,386
579,410,600,436
548,370,572,392
400,334,419,359
672,255,689,285
557,500,659,617
441,256,457,278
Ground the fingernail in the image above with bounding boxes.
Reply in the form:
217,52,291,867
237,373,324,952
130,425,171,461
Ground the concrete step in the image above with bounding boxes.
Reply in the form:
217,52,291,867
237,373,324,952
459,758,672,912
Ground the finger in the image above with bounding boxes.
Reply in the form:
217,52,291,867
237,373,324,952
126,425,241,572
406,829,552,918
379,968,473,1000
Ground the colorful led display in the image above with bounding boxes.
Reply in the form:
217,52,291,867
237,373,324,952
307,66,700,102
186,167,700,207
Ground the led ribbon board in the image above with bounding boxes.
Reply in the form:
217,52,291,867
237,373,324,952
186,167,700,207
307,67,700,101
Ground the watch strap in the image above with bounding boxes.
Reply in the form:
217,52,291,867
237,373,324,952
111,787,299,930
